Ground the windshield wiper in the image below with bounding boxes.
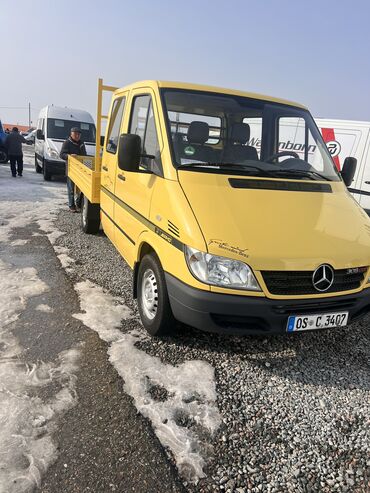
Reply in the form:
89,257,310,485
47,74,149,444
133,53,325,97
269,169,331,181
178,163,331,181
178,162,274,176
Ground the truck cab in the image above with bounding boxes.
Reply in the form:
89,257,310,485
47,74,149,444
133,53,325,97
69,79,370,337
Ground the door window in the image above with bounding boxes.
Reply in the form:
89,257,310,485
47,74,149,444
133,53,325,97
129,95,160,169
37,119,45,133
106,97,126,154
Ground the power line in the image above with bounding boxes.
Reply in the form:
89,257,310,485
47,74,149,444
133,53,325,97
0,106,40,110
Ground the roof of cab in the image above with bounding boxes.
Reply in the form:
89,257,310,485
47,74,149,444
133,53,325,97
114,80,307,110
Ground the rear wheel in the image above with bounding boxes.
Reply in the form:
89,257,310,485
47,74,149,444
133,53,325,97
137,253,175,336
43,159,51,181
81,194,100,234
35,155,42,173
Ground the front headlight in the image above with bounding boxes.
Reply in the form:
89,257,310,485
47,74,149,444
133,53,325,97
47,147,59,159
185,246,261,291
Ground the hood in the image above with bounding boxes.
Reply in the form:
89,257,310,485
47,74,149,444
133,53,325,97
47,139,95,156
179,170,370,271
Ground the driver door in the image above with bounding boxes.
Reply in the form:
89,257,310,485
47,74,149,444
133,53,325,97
113,88,162,265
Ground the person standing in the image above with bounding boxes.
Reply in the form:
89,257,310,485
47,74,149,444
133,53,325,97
6,127,27,177
60,127,86,212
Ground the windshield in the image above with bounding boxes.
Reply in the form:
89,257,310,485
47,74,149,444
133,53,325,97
47,118,96,142
161,89,340,181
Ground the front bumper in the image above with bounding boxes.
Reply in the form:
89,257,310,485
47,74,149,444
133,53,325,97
165,273,370,335
45,158,65,175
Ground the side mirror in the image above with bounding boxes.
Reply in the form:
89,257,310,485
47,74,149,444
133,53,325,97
118,133,141,171
341,157,357,187
36,129,44,140
100,135,105,147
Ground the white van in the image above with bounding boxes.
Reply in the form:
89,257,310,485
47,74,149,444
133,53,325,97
315,119,370,211
246,117,370,211
35,105,96,180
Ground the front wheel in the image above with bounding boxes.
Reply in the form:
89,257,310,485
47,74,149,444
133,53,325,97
43,160,51,181
81,194,100,234
35,155,42,173
137,253,175,336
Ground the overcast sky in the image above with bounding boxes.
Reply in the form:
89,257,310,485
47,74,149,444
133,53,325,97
1,0,369,126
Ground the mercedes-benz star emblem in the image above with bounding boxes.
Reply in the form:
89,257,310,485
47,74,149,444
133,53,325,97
312,264,335,292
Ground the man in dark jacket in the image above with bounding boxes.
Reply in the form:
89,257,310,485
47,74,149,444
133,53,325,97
6,127,27,177
60,127,86,212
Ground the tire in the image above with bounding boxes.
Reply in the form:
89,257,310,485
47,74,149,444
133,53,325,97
137,253,175,336
0,148,7,164
35,155,42,173
43,159,51,181
81,194,100,234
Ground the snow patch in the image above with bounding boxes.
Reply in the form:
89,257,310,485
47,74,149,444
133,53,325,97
11,239,29,246
73,280,221,482
0,259,49,326
0,348,80,493
0,259,80,492
0,164,80,492
57,253,75,270
35,304,54,313
73,280,132,343
110,333,221,480
53,245,69,255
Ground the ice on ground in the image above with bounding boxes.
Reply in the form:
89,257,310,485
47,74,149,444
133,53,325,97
0,157,80,492
57,253,75,270
73,281,132,343
35,304,54,313
0,259,80,493
53,245,69,255
11,239,29,246
0,259,49,326
0,160,66,246
73,281,221,482
110,334,221,481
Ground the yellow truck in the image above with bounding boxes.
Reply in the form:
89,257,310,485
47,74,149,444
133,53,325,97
69,78,370,336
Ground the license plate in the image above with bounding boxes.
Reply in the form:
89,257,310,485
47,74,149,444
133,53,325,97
287,311,349,332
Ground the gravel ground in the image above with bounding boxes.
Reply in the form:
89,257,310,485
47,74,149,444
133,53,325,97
54,209,370,493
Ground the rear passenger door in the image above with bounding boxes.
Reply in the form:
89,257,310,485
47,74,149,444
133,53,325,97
100,93,127,243
114,89,162,264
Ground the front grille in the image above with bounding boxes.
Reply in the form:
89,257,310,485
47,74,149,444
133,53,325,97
272,298,358,315
263,268,366,295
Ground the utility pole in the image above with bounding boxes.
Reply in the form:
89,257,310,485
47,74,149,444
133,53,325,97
28,102,31,129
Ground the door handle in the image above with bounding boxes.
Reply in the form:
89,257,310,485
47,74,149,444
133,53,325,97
118,173,126,181
102,165,108,171
365,181,370,185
